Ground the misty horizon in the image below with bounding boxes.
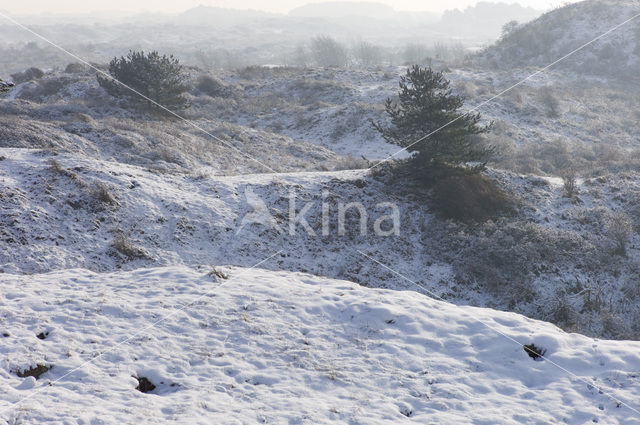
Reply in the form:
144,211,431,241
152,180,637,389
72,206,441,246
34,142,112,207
1,0,574,16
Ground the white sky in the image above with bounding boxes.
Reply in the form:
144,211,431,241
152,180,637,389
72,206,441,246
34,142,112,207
4,0,574,15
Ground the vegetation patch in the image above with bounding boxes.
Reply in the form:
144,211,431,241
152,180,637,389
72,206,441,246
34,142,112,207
523,344,546,360
15,364,52,379
430,174,515,222
113,232,150,261
135,376,156,393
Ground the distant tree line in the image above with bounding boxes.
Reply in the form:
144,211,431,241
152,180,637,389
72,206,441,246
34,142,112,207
292,36,469,68
193,36,470,70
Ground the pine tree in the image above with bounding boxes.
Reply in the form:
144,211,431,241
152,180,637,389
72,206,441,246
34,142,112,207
373,65,493,181
97,50,189,112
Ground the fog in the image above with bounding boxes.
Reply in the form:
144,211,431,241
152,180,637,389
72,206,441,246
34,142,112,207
0,1,548,75
3,0,575,14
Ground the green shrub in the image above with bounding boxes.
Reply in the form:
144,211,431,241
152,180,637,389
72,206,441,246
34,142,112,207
97,50,189,112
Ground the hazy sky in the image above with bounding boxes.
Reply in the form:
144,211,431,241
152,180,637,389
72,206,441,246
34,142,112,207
3,0,572,15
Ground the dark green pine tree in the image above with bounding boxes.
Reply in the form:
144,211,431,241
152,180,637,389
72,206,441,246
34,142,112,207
373,65,493,181
97,50,190,112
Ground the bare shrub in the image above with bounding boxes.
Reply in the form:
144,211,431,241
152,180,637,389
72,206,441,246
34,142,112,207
562,169,579,200
310,36,349,67
506,87,523,105
402,43,429,65
430,174,515,222
287,78,351,105
89,182,118,206
291,45,309,67
600,310,628,339
47,159,86,186
48,158,65,175
156,146,185,166
605,211,633,256
549,293,578,330
330,156,370,171
39,78,69,97
352,41,382,68
113,232,148,260
235,65,296,79
538,86,560,117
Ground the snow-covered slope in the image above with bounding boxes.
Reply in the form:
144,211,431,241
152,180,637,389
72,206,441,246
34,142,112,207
0,71,347,175
2,266,640,424
479,0,640,80
5,147,640,341
198,67,404,160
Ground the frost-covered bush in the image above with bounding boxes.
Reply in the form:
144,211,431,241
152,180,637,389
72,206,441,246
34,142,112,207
605,211,633,256
88,182,118,207
454,80,477,98
452,221,593,298
64,62,86,73
195,75,231,98
14,76,71,102
112,232,148,260
537,86,560,118
10,67,44,84
562,170,579,200
310,36,349,68
352,41,382,68
287,78,351,105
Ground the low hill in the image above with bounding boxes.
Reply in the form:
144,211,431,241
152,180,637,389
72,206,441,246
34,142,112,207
4,146,640,341
175,5,274,26
436,1,541,39
479,0,640,79
289,1,396,19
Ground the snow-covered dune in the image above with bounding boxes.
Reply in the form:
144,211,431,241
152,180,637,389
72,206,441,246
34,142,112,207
479,0,640,80
1,266,640,424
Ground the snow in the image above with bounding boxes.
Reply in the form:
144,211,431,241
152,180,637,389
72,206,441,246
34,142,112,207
2,3,640,421
2,265,640,424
